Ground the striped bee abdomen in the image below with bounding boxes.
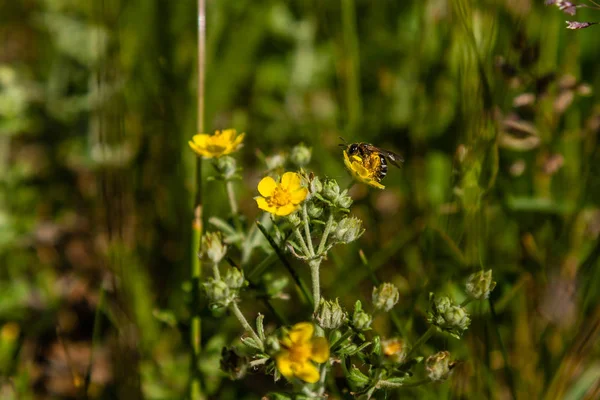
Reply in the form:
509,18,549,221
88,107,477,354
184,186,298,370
377,154,387,180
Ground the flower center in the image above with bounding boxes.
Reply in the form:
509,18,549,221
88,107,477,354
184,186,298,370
267,187,291,208
206,143,227,153
288,342,311,363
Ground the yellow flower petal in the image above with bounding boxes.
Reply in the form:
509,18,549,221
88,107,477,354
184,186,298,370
292,361,320,383
257,176,277,197
289,322,314,344
310,337,330,363
189,141,210,157
280,172,302,190
221,129,236,142
191,134,211,146
274,204,298,216
343,150,385,189
275,351,294,378
231,132,245,148
255,197,276,213
289,187,308,205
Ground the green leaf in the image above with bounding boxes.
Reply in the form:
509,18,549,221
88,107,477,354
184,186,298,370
256,313,265,340
347,367,370,388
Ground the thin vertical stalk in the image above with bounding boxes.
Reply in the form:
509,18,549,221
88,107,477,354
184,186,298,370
190,0,206,399
310,260,321,313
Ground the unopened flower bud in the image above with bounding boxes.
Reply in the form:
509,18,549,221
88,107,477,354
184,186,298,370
290,143,312,167
287,212,301,226
322,179,341,200
307,202,323,219
264,335,281,354
310,176,323,194
202,232,227,264
466,269,496,300
202,278,232,307
351,301,372,331
334,217,363,244
215,156,237,179
315,298,346,329
382,338,408,363
224,267,246,290
336,192,353,209
427,294,471,338
426,351,454,381
372,282,400,312
265,153,286,171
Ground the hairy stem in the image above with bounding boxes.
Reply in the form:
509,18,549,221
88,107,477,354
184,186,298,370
230,302,263,350
294,228,311,257
211,262,220,280
377,378,431,389
226,180,239,216
317,213,334,256
310,259,321,313
405,326,436,361
302,203,315,256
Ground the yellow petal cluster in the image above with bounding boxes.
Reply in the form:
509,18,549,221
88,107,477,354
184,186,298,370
276,323,330,383
188,129,245,158
255,172,308,216
343,150,385,189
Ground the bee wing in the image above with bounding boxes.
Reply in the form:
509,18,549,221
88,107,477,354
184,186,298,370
366,145,404,168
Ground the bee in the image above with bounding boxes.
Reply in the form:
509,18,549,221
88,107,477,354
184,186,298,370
339,138,404,182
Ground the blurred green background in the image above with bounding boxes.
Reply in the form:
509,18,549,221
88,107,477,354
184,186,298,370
1,0,600,398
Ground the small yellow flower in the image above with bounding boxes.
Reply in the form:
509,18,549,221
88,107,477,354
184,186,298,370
276,322,330,383
382,337,407,363
188,129,245,158
343,150,385,189
255,172,308,216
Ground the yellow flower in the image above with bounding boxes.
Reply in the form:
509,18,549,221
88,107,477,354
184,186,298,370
343,150,385,189
188,129,245,158
255,172,308,216
276,322,330,383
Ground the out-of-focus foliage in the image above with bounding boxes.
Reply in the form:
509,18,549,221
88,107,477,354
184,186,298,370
1,0,600,399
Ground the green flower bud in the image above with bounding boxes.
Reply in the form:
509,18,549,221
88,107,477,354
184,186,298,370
265,153,286,171
337,192,353,209
465,269,496,300
425,351,455,381
334,217,364,244
427,294,471,338
382,337,408,363
201,232,227,264
372,282,400,312
287,212,301,226
202,278,232,307
290,143,312,167
307,201,323,219
322,179,341,200
264,335,281,354
310,176,323,194
215,156,237,180
351,301,372,331
315,298,347,330
224,267,246,290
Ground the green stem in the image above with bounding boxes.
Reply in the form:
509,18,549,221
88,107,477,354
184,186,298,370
225,180,239,215
294,228,311,257
230,302,263,350
310,260,322,313
317,213,334,256
405,326,436,360
302,203,315,256
212,262,220,280
377,378,430,389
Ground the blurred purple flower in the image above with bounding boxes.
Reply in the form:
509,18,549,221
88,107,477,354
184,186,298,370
566,21,599,29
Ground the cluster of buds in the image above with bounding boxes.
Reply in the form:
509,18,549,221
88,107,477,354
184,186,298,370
427,294,471,339
425,351,456,381
289,143,312,167
351,301,372,331
465,269,496,300
320,179,353,209
372,282,400,312
315,298,347,329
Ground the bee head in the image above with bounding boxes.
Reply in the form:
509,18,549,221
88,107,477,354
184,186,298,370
348,143,359,155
